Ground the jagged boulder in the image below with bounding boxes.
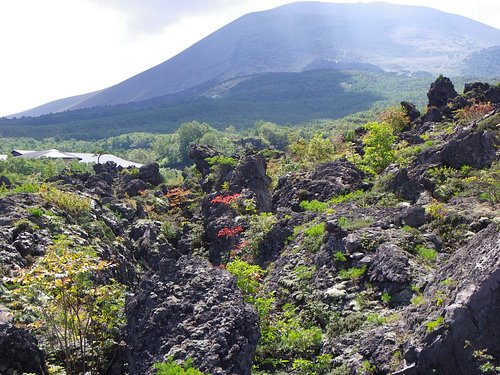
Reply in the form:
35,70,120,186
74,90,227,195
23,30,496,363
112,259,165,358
273,158,367,210
93,160,120,175
189,144,219,178
368,243,410,287
200,193,241,265
123,179,149,197
398,224,500,375
0,322,48,375
464,82,500,104
401,101,421,123
229,153,272,212
126,256,260,375
0,175,11,188
427,76,458,108
417,130,497,169
137,162,163,186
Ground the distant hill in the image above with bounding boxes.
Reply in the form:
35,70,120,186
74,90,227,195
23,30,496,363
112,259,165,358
0,69,436,140
462,45,500,77
12,1,500,117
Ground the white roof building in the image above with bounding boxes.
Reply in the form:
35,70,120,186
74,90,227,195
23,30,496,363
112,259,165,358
11,149,143,168
0,155,7,161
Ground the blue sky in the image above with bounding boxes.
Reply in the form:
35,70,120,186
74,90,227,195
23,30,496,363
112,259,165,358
0,0,499,116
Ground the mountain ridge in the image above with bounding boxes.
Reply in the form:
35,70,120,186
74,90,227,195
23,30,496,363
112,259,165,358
11,1,500,117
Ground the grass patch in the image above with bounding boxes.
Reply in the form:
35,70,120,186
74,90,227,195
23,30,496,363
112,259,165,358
338,265,367,280
416,245,437,262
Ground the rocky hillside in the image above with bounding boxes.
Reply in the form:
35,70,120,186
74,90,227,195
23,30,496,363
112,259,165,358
0,77,499,374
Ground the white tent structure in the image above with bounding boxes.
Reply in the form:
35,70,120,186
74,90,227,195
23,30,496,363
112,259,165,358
11,149,142,168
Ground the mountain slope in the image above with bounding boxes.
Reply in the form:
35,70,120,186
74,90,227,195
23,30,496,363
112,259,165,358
14,1,500,117
1,69,434,139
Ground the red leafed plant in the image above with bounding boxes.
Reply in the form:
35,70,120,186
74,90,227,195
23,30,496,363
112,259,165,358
217,226,244,237
211,193,241,205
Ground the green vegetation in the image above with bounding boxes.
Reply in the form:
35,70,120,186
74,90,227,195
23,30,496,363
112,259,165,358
154,357,207,375
290,133,337,165
334,251,347,262
426,316,445,333
0,69,433,140
8,236,125,374
41,185,92,216
361,121,396,174
338,216,374,231
338,265,367,280
299,199,333,213
416,245,438,262
302,222,327,252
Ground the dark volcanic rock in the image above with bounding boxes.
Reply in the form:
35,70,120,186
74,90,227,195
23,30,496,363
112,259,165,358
380,166,426,202
397,205,426,228
273,158,366,210
0,175,11,188
464,82,500,104
368,243,410,285
137,162,163,186
93,160,120,175
230,153,272,212
401,101,421,123
400,224,500,375
440,130,497,169
126,256,259,375
422,107,443,123
123,179,149,197
427,76,458,108
189,144,219,178
417,130,497,169
0,322,48,375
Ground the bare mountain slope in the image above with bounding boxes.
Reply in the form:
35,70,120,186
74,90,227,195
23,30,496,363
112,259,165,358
14,1,500,117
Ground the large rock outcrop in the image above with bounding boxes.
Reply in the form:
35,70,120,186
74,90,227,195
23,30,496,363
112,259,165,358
126,256,260,375
0,322,48,375
427,76,458,108
398,224,500,375
273,158,367,210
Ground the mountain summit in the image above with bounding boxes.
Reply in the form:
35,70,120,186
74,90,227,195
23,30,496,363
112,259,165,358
15,1,500,116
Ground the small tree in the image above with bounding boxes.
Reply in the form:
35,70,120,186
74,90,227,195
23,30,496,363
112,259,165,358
290,133,336,165
10,236,125,374
362,122,395,173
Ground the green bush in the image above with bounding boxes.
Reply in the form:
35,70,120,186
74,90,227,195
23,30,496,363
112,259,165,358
362,122,396,173
303,222,326,252
416,245,437,262
26,207,45,218
41,186,91,216
338,216,374,231
338,265,367,280
334,251,347,262
154,357,206,375
299,199,332,213
425,316,444,333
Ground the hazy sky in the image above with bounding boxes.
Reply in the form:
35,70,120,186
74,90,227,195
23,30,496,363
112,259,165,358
1,0,499,116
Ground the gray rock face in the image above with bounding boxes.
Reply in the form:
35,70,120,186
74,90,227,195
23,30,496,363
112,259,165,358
427,76,458,108
401,101,420,123
401,224,500,375
126,256,260,375
137,163,163,186
273,158,366,210
189,144,219,179
0,322,48,375
123,179,149,197
440,130,497,169
229,153,272,212
368,243,410,285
